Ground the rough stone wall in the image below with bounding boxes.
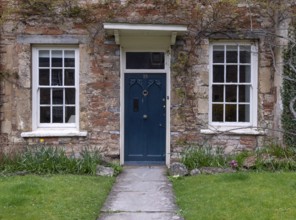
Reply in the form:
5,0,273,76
0,0,292,160
0,1,3,131
0,0,11,148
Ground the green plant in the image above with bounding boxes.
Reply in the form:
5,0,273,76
0,146,104,175
76,148,102,175
252,143,296,171
233,150,250,167
181,143,296,172
109,162,123,176
259,143,296,158
182,145,230,170
282,22,296,148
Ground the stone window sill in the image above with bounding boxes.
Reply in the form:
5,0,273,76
21,130,88,138
200,127,265,135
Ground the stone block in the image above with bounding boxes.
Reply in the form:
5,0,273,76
199,70,209,85
243,155,257,169
190,168,201,176
4,45,17,70
194,85,208,98
199,167,236,174
1,120,11,134
259,67,272,93
240,136,256,150
96,165,114,177
168,162,188,176
197,98,208,113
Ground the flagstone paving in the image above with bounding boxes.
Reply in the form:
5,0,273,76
98,166,183,220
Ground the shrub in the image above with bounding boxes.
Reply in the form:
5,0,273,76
0,146,105,175
181,145,230,170
181,143,296,172
233,150,250,167
282,22,296,148
254,143,296,171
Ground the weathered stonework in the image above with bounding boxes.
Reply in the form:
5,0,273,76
0,0,294,164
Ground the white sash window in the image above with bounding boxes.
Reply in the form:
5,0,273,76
209,42,258,128
32,47,79,130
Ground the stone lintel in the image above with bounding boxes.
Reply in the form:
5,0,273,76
17,35,88,44
207,30,262,40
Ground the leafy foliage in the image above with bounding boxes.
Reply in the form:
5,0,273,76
0,146,106,175
282,23,296,147
181,143,296,171
254,143,296,171
181,145,231,170
17,0,88,19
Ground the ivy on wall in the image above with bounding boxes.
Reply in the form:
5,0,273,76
16,0,90,20
282,23,296,147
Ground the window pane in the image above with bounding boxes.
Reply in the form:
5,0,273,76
226,45,238,63
40,88,50,104
240,46,251,63
39,69,50,85
65,88,75,104
239,104,250,122
226,85,237,102
39,50,50,67
225,104,237,122
213,45,224,63
64,50,75,67
240,65,251,83
53,89,63,104
52,69,63,86
36,48,78,125
53,107,63,123
52,50,63,67
213,65,224,82
212,104,223,122
40,107,50,123
212,85,224,102
65,69,75,85
239,85,250,102
211,43,254,124
226,65,238,82
66,107,75,123
126,52,164,69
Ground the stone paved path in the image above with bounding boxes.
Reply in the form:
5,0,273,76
98,166,184,220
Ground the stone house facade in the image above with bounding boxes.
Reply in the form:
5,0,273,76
0,0,294,165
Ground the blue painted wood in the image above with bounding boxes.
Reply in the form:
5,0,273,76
125,73,166,162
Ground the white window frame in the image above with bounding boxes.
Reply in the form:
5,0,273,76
32,46,80,131
208,41,258,131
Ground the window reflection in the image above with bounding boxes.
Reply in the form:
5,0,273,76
126,52,165,69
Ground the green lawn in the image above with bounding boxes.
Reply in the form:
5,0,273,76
0,175,114,220
172,172,296,220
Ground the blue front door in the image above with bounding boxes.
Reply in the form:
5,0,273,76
124,73,166,163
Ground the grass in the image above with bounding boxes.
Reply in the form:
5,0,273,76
172,172,296,220
0,174,115,220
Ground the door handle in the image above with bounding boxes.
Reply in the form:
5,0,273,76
143,114,148,119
